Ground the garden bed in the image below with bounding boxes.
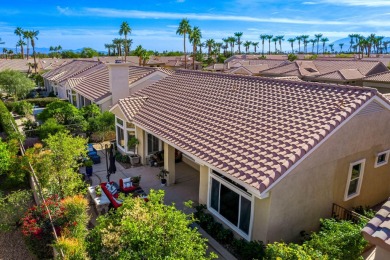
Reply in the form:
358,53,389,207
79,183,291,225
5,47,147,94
0,229,36,260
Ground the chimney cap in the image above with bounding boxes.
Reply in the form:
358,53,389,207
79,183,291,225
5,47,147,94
106,63,130,68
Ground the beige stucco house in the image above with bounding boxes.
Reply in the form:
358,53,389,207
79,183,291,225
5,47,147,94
109,66,390,243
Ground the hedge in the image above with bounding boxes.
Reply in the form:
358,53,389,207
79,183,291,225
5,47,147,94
6,97,64,108
0,100,23,141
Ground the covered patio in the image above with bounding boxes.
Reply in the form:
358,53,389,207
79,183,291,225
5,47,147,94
82,144,200,211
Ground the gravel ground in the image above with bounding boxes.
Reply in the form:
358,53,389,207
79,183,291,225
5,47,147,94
0,230,36,260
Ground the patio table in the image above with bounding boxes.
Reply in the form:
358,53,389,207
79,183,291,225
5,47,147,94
88,186,110,214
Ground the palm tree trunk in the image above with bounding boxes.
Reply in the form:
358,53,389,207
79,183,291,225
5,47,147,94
193,44,196,70
184,34,187,69
124,36,127,62
32,45,37,73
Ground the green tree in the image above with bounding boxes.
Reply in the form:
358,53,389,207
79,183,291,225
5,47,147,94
88,111,115,141
0,139,11,174
80,47,99,58
119,21,132,62
87,190,216,259
0,69,35,100
0,190,31,231
24,132,87,198
304,218,367,260
81,103,101,119
314,33,323,54
176,18,191,69
288,38,296,53
134,45,145,66
260,34,267,56
61,50,80,58
14,27,24,58
38,118,66,139
189,26,202,70
321,37,329,54
266,242,327,260
234,32,243,54
28,30,39,73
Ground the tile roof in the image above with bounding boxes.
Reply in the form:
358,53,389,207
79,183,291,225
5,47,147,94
315,69,364,81
261,60,387,79
273,76,303,82
204,64,225,71
42,60,101,83
362,198,390,251
364,71,390,82
118,97,149,121
0,59,39,72
123,70,379,193
72,65,173,102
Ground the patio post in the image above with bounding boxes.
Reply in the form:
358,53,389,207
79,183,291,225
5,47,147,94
164,143,176,185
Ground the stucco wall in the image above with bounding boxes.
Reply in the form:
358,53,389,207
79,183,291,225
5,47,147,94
258,103,390,243
99,99,112,112
199,165,209,204
363,81,390,94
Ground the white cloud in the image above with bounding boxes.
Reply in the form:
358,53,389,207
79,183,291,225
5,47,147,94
306,0,390,6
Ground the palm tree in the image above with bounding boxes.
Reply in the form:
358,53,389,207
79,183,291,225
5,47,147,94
348,34,354,53
320,37,329,54
134,45,145,66
252,42,259,53
367,34,376,57
359,38,368,58
384,41,389,54
272,37,278,53
28,30,39,73
234,32,243,54
57,45,62,58
287,38,296,53
112,38,122,56
119,21,131,62
296,36,302,53
260,34,267,56
104,44,111,56
276,35,284,53
267,35,273,55
375,36,384,54
243,41,251,54
17,40,26,58
339,43,344,53
227,36,236,54
222,38,229,56
189,26,202,70
14,27,23,58
176,18,191,69
215,42,222,55
205,39,215,59
310,39,316,54
301,35,309,54
314,34,323,54
329,44,334,53
3,48,7,59
23,30,32,59
197,42,205,54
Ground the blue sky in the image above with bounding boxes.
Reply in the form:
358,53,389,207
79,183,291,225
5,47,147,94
1,0,390,52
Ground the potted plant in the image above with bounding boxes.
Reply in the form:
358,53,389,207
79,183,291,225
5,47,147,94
127,136,140,165
85,159,93,177
131,175,141,187
95,185,102,197
157,168,169,186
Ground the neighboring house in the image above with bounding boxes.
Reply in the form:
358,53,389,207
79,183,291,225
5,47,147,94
42,60,101,98
363,71,390,94
261,60,389,85
205,59,289,75
110,69,390,243
362,198,390,260
44,62,173,111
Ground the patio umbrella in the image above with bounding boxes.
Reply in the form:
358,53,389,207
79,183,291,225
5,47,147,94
106,144,116,182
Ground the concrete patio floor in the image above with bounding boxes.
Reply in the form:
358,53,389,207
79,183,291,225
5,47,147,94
81,144,200,211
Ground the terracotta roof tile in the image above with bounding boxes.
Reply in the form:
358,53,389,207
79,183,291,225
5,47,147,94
42,60,101,83
122,70,378,193
364,71,390,82
362,199,390,250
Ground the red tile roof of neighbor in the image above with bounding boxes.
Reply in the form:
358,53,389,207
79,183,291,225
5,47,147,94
42,60,102,83
364,71,390,82
118,70,382,193
362,198,390,251
71,65,173,102
261,60,388,80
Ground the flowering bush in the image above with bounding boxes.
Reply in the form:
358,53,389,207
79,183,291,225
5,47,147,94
22,195,90,259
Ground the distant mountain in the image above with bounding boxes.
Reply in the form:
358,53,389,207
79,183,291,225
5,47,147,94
2,47,106,54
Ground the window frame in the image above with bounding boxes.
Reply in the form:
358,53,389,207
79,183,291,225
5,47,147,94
374,150,390,168
344,159,366,201
207,171,254,240
115,116,137,154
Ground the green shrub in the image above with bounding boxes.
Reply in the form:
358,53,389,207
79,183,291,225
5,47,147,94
0,190,31,231
232,239,265,260
288,53,298,61
304,218,367,260
0,100,24,141
353,205,375,219
335,53,353,58
12,101,33,116
265,242,327,260
38,118,66,139
115,153,130,163
23,97,60,107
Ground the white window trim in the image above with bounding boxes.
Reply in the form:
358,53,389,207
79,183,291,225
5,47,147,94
344,159,366,201
115,117,137,154
374,150,390,168
207,171,254,241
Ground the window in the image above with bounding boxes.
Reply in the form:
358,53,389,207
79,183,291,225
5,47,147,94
344,159,365,201
209,175,252,237
117,126,125,148
116,118,123,126
375,150,390,168
71,90,77,107
147,133,160,154
127,130,136,153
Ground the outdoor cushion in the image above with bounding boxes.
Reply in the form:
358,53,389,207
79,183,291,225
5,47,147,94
100,182,122,209
119,178,137,193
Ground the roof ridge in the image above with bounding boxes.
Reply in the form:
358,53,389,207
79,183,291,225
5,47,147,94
364,70,390,79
